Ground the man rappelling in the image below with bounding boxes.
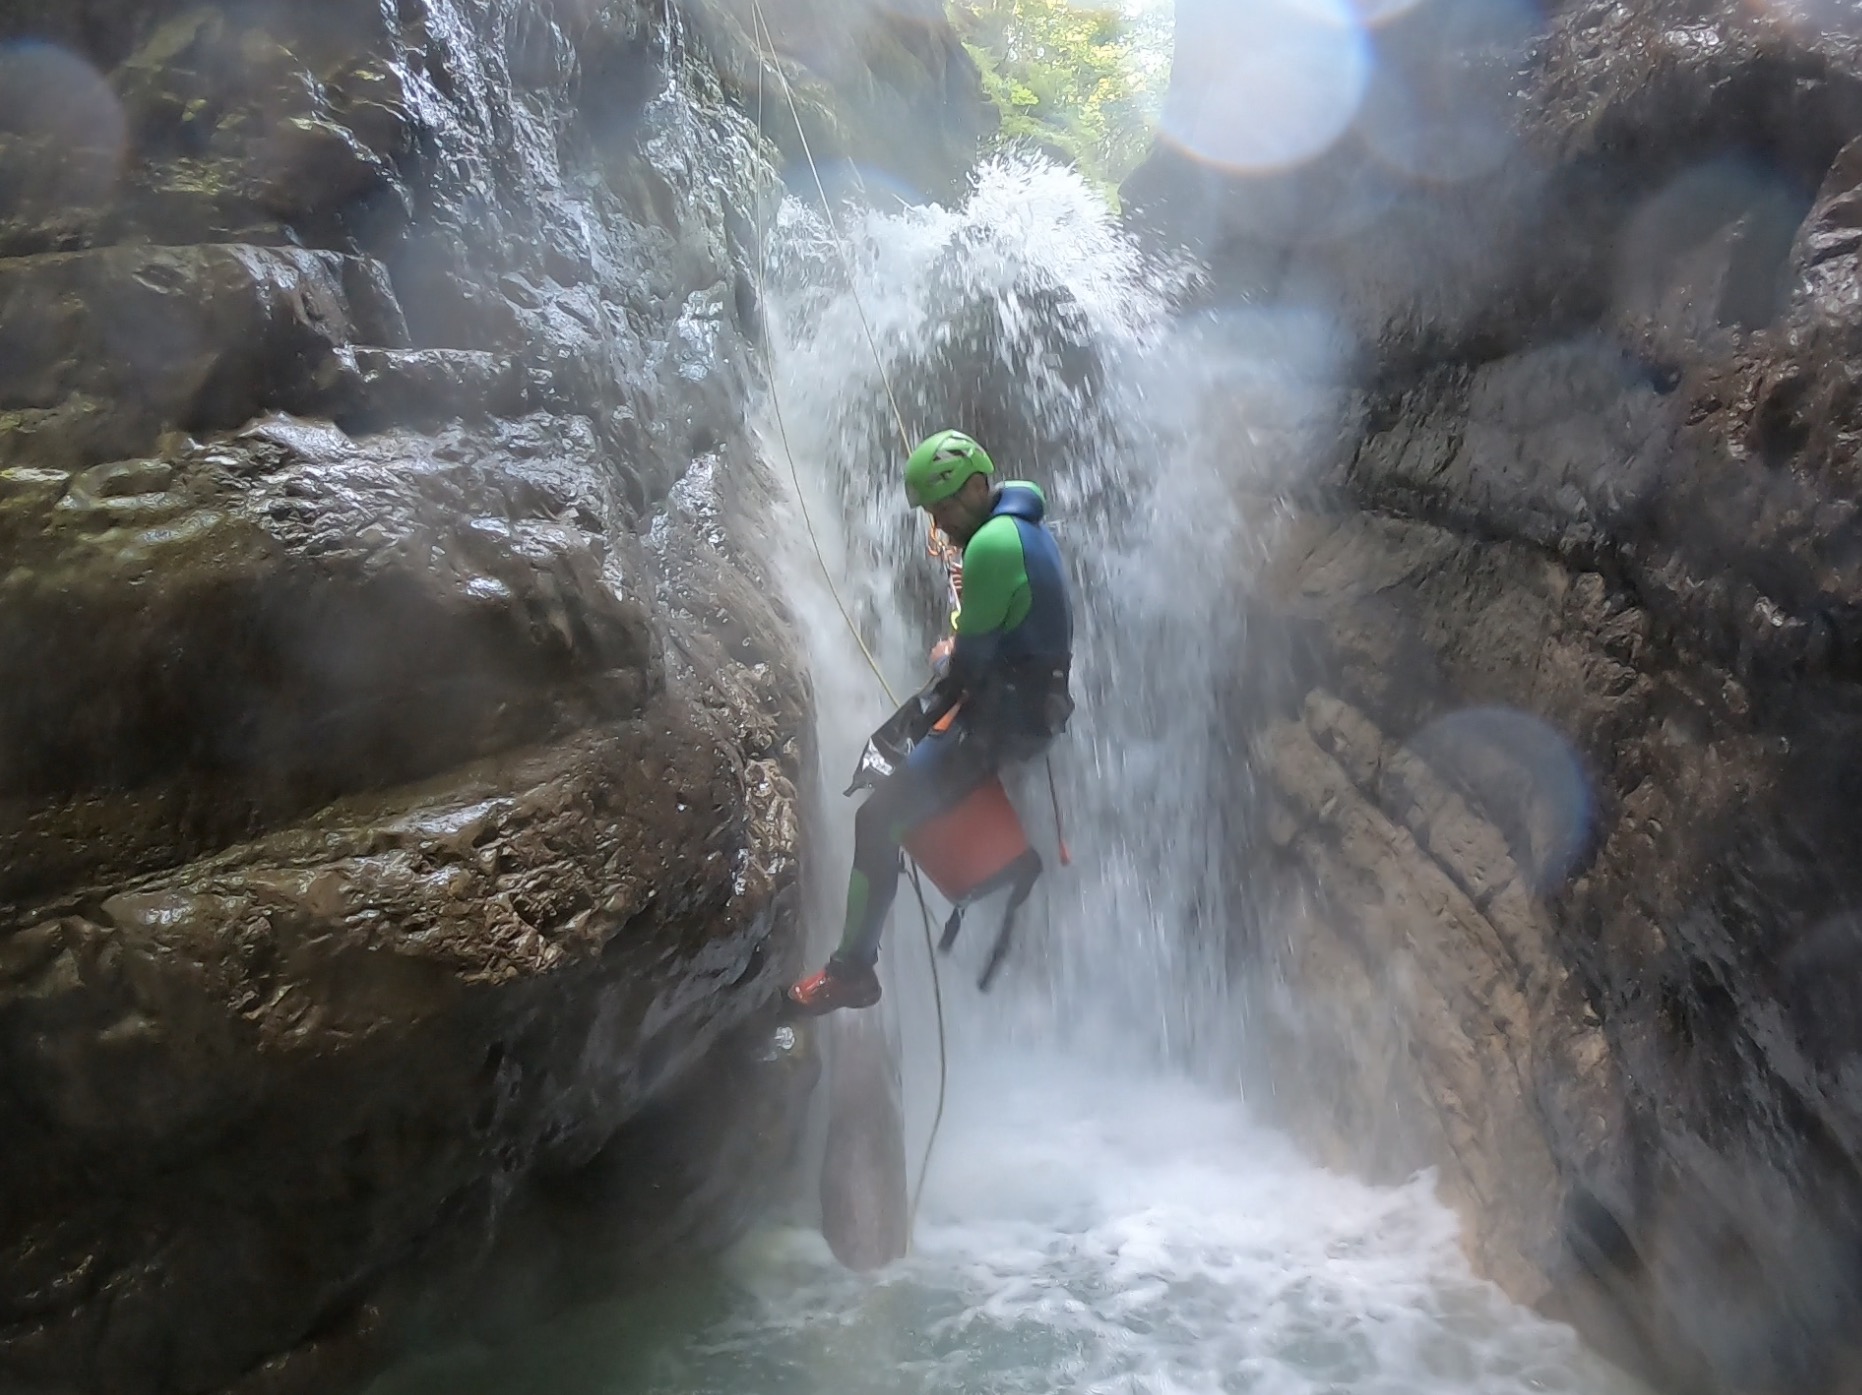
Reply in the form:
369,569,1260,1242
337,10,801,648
788,429,1075,1015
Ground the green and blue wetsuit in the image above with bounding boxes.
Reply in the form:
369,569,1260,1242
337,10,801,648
834,482,1074,968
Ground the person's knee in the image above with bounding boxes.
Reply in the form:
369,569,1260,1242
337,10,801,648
853,795,894,850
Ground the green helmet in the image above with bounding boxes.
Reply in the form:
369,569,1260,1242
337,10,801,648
903,430,994,508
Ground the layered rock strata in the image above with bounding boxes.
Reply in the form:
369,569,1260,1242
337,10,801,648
1129,0,1862,1389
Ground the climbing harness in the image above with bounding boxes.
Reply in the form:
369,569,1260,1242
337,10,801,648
749,0,949,1248
845,678,1046,993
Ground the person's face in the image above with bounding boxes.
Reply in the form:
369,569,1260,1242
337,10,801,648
926,473,993,543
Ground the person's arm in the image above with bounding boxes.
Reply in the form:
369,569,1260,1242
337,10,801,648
947,517,1026,689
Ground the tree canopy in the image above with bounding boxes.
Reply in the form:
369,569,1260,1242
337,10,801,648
952,0,1172,197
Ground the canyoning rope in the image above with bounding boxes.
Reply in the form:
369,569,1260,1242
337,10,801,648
749,0,949,1250
749,0,913,460
903,856,949,1231
1044,754,1072,867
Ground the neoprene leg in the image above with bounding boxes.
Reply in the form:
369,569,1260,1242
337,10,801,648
835,729,992,966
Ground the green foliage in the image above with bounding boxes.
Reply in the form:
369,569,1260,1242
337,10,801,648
953,0,1171,197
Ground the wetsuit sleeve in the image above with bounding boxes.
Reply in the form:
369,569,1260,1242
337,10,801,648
949,516,1027,687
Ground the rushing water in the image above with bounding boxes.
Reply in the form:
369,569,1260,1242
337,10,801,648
761,157,1257,1068
367,159,1646,1395
369,1045,1635,1395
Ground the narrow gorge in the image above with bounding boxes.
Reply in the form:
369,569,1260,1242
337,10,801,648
6,0,1862,1392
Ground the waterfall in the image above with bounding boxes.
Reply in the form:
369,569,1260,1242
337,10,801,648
363,156,1646,1395
761,154,1253,1071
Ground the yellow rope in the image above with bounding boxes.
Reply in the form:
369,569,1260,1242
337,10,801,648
750,0,949,1251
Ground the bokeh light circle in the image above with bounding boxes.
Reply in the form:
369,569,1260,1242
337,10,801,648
0,41,128,209
1158,0,1370,173
1409,706,1595,895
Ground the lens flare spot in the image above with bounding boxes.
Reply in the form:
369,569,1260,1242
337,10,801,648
1158,0,1370,173
1409,707,1594,895
0,42,128,212
1615,158,1811,337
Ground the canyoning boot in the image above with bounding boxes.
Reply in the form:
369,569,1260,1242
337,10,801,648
786,957,882,1015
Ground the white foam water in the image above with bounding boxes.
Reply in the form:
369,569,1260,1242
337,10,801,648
725,1047,1638,1395
367,1039,1643,1395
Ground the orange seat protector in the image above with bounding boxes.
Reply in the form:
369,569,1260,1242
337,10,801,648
904,776,1031,904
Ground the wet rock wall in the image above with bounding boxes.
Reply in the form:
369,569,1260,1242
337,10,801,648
0,1,982,1391
1129,0,1862,1390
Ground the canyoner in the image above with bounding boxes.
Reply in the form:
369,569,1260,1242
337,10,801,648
787,429,1077,1016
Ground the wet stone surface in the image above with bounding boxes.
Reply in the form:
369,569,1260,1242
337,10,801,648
0,0,982,1392
1129,0,1862,1391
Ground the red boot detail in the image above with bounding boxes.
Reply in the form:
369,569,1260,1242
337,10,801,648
787,959,882,1015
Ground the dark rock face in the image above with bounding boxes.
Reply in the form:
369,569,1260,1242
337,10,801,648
2,717,805,1394
0,0,980,1391
1131,0,1862,1390
1,416,658,906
